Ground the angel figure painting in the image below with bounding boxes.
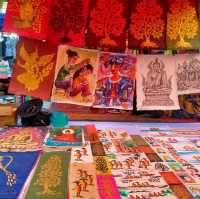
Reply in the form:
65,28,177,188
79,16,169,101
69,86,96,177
9,38,57,100
52,45,99,106
136,55,180,110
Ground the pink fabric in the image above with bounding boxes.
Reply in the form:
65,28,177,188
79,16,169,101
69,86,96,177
96,175,121,199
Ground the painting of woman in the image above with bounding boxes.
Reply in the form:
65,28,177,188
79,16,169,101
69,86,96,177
55,49,90,94
52,45,99,106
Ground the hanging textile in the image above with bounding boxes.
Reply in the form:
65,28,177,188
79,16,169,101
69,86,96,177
176,54,200,95
8,38,57,100
0,151,40,199
24,151,70,199
3,0,51,40
48,0,90,46
93,52,136,110
167,0,200,49
86,0,129,52
136,55,180,110
51,45,99,106
129,0,167,50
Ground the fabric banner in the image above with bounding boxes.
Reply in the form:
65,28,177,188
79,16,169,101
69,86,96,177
83,124,100,143
93,52,136,110
0,151,40,199
24,151,70,199
175,54,200,95
94,156,112,175
86,0,129,51
8,38,57,100
71,142,93,163
96,175,121,199
167,0,200,49
69,163,100,198
51,45,99,106
3,0,51,40
0,127,46,152
136,55,180,110
129,0,167,49
48,0,89,46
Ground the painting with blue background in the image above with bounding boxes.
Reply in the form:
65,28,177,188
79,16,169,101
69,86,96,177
0,151,40,199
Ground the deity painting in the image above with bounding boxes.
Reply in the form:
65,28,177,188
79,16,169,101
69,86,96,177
51,45,99,106
93,52,136,110
176,54,200,95
8,38,57,100
44,127,83,148
136,55,180,110
0,127,47,151
3,0,51,40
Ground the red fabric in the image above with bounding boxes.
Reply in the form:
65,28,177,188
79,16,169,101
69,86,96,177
47,0,90,46
160,172,182,185
137,146,155,153
129,0,167,49
3,0,52,40
84,124,100,142
8,38,57,100
86,0,129,52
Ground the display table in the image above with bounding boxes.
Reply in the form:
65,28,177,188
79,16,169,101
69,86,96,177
0,122,200,199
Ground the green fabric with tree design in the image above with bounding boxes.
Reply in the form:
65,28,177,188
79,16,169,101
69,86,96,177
25,151,70,199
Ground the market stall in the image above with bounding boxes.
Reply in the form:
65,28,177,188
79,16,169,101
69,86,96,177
1,0,200,199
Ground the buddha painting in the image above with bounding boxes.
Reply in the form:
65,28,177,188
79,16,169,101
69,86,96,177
142,58,174,106
0,129,38,150
145,58,168,90
52,128,78,142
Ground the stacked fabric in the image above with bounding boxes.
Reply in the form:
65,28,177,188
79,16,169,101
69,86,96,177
0,124,200,198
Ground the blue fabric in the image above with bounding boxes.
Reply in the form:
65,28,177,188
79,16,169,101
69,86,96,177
0,152,40,199
0,13,4,30
45,137,82,147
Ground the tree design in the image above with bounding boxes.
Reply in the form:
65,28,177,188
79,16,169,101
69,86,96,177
130,0,164,48
49,0,85,43
167,0,199,48
90,0,126,47
34,155,62,195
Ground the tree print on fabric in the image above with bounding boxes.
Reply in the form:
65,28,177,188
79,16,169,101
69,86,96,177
90,0,126,47
130,0,165,48
167,0,199,48
49,0,85,43
34,155,62,196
